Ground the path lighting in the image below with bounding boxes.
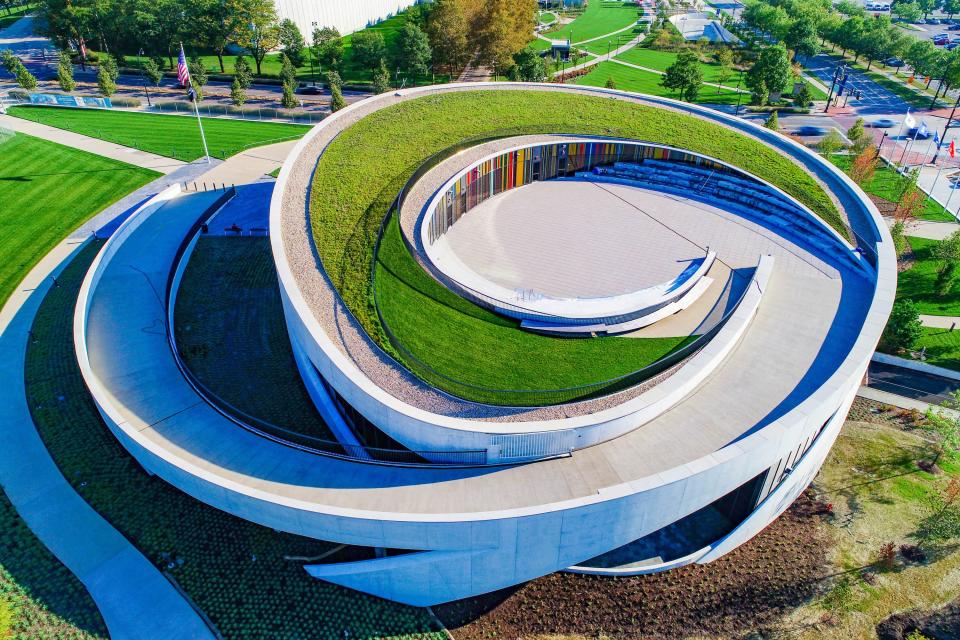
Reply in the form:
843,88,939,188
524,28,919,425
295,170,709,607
137,47,151,107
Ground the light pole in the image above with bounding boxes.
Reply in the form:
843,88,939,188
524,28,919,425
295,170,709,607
734,69,744,116
137,47,151,107
309,21,318,86
875,132,889,160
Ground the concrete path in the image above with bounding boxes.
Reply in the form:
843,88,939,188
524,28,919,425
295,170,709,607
552,36,644,78
192,139,297,185
858,386,959,418
573,22,639,46
0,113,187,174
897,217,960,240
921,314,960,329
0,236,215,640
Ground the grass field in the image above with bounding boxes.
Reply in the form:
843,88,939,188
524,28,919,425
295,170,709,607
616,46,739,85
0,2,35,29
0,133,157,309
898,236,960,315
24,243,444,639
572,60,744,104
310,90,843,400
828,154,955,222
7,105,310,162
914,326,960,370
544,0,640,43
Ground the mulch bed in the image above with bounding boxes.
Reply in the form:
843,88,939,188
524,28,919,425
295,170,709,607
435,494,832,640
877,600,960,640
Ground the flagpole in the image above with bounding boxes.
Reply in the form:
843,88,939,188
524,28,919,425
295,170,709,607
180,43,210,164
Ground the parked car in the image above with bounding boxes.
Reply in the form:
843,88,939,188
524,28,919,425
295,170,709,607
907,127,932,139
947,42,959,49
948,23,960,29
885,57,904,67
870,118,897,128
793,125,827,136
296,84,323,95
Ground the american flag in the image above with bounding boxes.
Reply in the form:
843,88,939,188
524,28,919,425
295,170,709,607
177,44,190,87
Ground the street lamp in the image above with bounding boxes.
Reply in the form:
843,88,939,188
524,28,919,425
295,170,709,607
309,21,318,86
875,132,889,159
734,69,744,116
137,47,152,107
824,64,847,114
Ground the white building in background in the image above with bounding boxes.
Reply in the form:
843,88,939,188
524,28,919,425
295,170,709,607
273,0,419,39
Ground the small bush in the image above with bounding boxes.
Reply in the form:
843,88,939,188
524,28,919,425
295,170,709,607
899,544,927,563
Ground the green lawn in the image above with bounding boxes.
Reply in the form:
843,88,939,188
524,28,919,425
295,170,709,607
616,46,739,86
310,89,844,401
7,105,310,162
828,155,955,222
898,236,960,315
539,10,558,25
0,132,152,639
0,2,35,29
375,216,695,404
0,133,157,309
572,60,744,105
915,326,960,371
578,27,646,56
24,243,444,639
545,0,640,43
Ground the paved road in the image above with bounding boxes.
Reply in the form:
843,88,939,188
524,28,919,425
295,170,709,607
866,361,960,405
804,54,913,116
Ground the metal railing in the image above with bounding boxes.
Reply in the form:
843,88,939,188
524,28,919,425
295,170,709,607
162,186,488,467
369,134,759,407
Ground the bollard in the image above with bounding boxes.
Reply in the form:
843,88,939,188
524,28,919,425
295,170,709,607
952,322,956,332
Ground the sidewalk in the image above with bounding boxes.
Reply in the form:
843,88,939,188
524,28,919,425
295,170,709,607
921,314,960,329
0,236,215,640
193,139,297,185
553,35,645,78
0,113,187,174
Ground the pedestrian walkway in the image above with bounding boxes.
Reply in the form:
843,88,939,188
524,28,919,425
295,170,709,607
858,385,959,417
920,314,960,329
553,35,645,78
0,236,215,640
0,113,187,174
610,58,749,93
193,138,297,185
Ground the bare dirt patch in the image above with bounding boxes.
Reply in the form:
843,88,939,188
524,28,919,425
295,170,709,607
435,496,831,640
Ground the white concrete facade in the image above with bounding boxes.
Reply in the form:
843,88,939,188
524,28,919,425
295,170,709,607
274,0,418,42
74,84,896,607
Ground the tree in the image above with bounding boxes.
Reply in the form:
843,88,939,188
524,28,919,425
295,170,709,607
893,1,923,22
881,299,923,351
100,53,118,82
818,129,845,155
426,0,469,70
280,80,297,108
234,55,253,89
510,48,547,82
230,77,246,106
235,0,279,76
716,46,734,90
473,0,537,69
312,26,344,70
916,477,960,543
918,0,938,19
661,50,703,102
399,20,431,76
57,50,75,91
278,18,306,67
906,40,940,89
945,0,960,19
372,59,391,93
933,230,960,294
326,69,342,90
746,44,792,103
605,77,616,89
793,83,813,108
848,117,866,144
193,0,243,73
849,144,878,186
279,52,296,87
785,16,820,61
15,62,36,89
189,57,208,101
836,0,866,17
143,58,162,86
96,64,115,96
764,110,779,130
329,81,346,112
352,30,387,70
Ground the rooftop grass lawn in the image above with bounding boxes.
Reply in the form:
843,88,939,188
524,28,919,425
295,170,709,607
310,90,844,399
0,133,158,308
6,105,310,162
376,216,695,402
898,236,960,315
572,60,744,104
828,154,954,223
546,0,640,43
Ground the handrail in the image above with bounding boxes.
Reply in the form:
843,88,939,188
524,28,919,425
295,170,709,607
369,134,760,407
163,188,489,467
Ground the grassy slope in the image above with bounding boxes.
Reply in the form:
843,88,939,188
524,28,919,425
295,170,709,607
828,154,954,223
7,106,310,162
546,0,640,43
780,411,960,638
899,236,960,315
0,133,157,308
376,217,694,401
573,60,743,104
616,45,736,84
25,243,443,639
311,90,844,399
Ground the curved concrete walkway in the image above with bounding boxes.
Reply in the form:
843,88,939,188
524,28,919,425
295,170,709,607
0,239,215,638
